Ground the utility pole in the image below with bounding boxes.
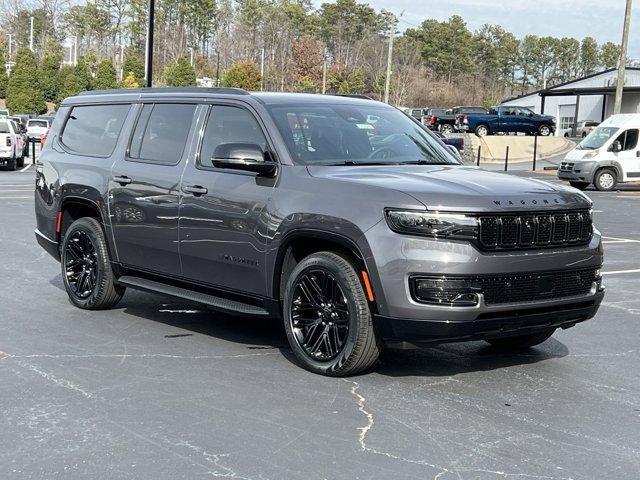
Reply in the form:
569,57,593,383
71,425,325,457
322,47,328,94
144,0,155,88
614,0,633,115
383,14,398,104
29,16,34,52
6,34,12,58
260,48,265,91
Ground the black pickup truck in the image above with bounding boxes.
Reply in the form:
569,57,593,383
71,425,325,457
425,106,489,133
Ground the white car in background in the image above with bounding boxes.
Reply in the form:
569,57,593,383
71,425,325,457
0,120,26,170
26,118,50,142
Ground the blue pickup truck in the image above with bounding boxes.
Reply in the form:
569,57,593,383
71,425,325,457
457,106,556,137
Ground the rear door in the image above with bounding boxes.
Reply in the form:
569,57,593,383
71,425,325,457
178,103,276,296
108,102,198,277
499,107,521,133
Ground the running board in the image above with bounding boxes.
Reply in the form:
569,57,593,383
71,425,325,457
117,276,270,316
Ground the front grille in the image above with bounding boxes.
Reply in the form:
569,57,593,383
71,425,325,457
479,211,592,250
560,162,574,171
479,268,598,305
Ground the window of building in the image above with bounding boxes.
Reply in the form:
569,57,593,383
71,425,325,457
560,116,575,131
62,104,130,156
129,103,197,164
199,106,268,168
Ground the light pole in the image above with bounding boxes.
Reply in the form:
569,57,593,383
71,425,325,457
383,14,398,104
144,0,155,88
29,16,34,52
613,0,633,114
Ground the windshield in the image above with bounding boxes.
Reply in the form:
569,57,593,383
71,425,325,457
267,104,459,166
29,120,48,128
577,126,619,150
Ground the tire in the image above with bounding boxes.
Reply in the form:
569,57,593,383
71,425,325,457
440,123,454,134
538,124,552,136
594,168,617,192
283,251,380,376
16,156,24,168
569,181,589,191
486,329,555,350
7,156,16,171
61,217,125,310
475,124,489,137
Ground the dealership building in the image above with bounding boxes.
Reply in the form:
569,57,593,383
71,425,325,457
501,67,640,136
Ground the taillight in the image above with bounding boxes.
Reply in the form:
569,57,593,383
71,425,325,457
429,115,436,125
463,115,469,124
6,137,11,147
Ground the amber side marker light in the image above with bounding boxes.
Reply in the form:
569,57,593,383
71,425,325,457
361,271,375,302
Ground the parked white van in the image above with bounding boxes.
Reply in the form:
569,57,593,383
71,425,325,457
558,114,640,191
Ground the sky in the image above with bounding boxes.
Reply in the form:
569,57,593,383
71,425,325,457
315,0,640,60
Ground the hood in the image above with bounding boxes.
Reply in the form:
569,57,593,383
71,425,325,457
307,164,591,213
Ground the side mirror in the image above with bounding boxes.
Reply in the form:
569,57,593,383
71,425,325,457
211,143,277,176
609,140,623,153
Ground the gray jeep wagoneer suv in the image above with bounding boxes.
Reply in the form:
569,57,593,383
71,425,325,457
35,88,604,376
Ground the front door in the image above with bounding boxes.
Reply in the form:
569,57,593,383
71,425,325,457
109,103,198,277
179,104,276,296
612,129,640,181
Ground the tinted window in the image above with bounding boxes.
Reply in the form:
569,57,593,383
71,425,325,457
0,122,9,134
129,103,196,164
199,106,267,168
29,120,48,128
62,104,130,156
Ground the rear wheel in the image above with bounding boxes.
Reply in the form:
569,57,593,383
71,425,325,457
283,252,380,376
440,123,454,134
475,124,489,137
487,329,555,350
16,156,24,168
569,181,589,190
61,217,125,310
594,168,617,192
7,155,16,171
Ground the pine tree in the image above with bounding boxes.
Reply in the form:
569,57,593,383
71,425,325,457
39,45,63,102
164,57,196,87
6,48,46,114
56,65,85,104
222,61,261,90
122,51,145,86
0,52,8,99
74,56,93,91
94,59,117,90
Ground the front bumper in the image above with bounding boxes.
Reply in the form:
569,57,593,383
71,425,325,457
361,220,604,341
558,161,597,184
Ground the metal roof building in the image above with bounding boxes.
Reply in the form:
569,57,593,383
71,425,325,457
501,68,640,136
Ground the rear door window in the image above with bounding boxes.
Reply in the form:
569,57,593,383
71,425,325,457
128,103,197,164
617,129,639,151
62,104,130,156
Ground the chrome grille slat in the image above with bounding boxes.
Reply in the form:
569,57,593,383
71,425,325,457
478,211,592,250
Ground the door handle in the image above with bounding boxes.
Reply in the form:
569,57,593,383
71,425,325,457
113,175,132,186
182,185,208,196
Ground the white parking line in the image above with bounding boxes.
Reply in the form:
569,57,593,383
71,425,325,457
0,189,33,192
602,236,640,243
20,164,31,172
602,269,640,276
0,196,31,199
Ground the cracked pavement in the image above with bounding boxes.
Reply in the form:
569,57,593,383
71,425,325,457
1,169,639,479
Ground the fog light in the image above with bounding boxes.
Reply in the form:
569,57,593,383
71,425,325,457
412,277,481,306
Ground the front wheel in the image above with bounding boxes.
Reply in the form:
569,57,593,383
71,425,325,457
538,125,552,136
283,252,380,376
569,181,589,191
486,329,555,350
594,168,617,192
61,217,125,310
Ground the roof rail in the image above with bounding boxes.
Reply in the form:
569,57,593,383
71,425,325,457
78,87,250,96
328,94,374,100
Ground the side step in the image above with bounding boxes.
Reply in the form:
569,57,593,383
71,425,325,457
117,276,270,316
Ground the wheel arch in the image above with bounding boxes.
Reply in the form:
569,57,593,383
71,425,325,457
271,229,382,315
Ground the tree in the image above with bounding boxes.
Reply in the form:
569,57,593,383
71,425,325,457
6,48,46,113
222,61,261,90
328,66,365,94
122,71,140,88
94,59,117,89
39,44,63,102
0,52,8,99
122,51,145,86
164,57,196,86
580,37,599,76
56,59,92,104
600,42,622,69
290,36,323,92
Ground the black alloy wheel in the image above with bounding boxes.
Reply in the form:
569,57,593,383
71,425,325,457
283,251,380,376
61,217,125,310
64,230,98,299
290,268,350,361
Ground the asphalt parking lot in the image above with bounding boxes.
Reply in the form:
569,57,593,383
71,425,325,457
1,165,639,480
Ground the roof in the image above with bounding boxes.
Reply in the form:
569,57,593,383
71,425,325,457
601,113,640,128
64,88,384,107
501,67,640,103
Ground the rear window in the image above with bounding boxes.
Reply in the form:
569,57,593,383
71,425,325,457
62,104,130,156
0,122,9,134
28,120,48,128
128,103,197,164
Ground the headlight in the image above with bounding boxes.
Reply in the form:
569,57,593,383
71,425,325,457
385,210,478,239
582,150,599,159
